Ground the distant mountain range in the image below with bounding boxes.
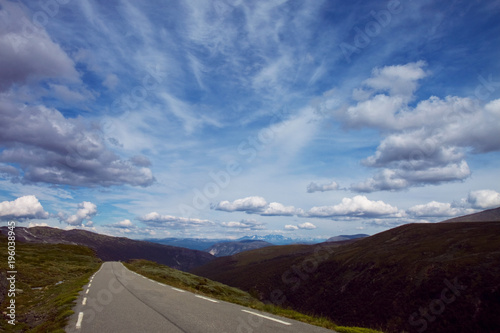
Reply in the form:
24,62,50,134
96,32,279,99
146,234,334,257
237,234,328,245
192,208,500,332
206,239,273,257
0,226,214,271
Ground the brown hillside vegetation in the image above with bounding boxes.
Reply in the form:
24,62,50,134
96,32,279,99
0,226,214,271
192,221,500,332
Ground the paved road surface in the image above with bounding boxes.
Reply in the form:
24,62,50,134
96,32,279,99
66,262,336,332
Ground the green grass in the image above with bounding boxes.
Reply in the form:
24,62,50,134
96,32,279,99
0,235,101,332
125,259,384,333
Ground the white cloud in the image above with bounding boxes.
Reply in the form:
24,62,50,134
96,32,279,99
261,202,303,216
407,201,465,218
58,201,97,226
220,219,266,230
214,196,268,213
284,224,299,230
335,62,500,193
284,222,317,231
467,190,500,209
138,212,214,229
214,196,303,216
306,195,403,218
0,195,49,220
298,222,317,230
28,222,49,228
107,219,135,229
307,180,339,193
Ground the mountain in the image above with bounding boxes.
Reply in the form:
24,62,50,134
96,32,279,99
326,234,369,242
238,234,327,245
192,220,500,332
441,206,500,223
145,237,223,251
206,239,273,257
0,226,214,271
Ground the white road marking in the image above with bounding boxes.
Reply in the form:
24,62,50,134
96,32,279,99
85,289,89,294
88,283,91,287
82,297,87,305
195,295,219,303
171,287,186,293
76,312,84,329
241,310,292,326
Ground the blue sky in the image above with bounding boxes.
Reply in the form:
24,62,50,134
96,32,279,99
1,0,500,239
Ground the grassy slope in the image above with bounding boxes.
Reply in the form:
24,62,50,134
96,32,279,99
192,222,500,333
125,259,383,333
0,234,101,332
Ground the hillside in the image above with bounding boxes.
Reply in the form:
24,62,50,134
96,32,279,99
192,221,500,332
0,226,214,271
206,239,273,256
0,233,101,331
326,234,369,242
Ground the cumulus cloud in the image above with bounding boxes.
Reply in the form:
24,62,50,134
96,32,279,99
138,212,214,229
284,224,299,230
0,100,155,187
467,190,500,209
285,222,318,231
407,201,466,218
0,195,49,220
298,222,317,229
220,219,266,230
407,190,500,219
334,61,500,192
106,219,135,229
307,180,339,193
214,196,268,213
261,202,304,216
214,196,303,216
58,201,97,226
306,195,403,218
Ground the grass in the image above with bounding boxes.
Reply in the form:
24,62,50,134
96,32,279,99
125,259,384,333
0,234,101,332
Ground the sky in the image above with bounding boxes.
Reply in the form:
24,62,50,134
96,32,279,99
1,0,500,240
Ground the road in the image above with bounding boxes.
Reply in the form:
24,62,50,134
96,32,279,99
66,261,336,332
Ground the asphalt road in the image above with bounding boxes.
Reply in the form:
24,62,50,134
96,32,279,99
66,261,336,333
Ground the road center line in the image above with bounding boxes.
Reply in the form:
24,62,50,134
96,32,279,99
195,295,219,303
85,288,89,294
241,310,292,326
75,312,84,329
82,297,87,305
